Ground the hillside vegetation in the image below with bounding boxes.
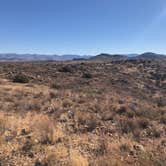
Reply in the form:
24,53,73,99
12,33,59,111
0,59,165,165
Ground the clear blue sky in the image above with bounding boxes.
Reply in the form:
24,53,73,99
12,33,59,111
0,0,166,55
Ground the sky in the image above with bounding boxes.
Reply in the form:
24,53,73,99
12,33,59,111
0,0,166,55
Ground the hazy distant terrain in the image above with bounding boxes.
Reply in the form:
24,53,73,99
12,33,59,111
0,52,165,61
0,53,91,61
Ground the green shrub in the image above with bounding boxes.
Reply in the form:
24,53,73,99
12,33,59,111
12,74,29,83
50,83,62,89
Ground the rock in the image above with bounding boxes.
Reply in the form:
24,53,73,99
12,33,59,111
133,144,145,152
68,110,74,119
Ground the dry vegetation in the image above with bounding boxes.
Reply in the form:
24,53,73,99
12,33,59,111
0,59,166,165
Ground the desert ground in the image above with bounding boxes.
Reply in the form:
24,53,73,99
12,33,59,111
0,59,166,166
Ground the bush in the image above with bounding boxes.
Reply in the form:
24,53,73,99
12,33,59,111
119,143,130,152
0,117,6,135
77,112,99,132
147,127,161,138
12,74,29,83
119,119,138,134
138,119,150,129
116,106,127,115
50,83,62,90
160,115,166,124
82,73,93,79
58,66,73,73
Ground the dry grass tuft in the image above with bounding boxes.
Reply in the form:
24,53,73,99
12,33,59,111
30,113,55,144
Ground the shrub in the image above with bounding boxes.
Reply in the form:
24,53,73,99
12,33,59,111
119,119,138,134
50,83,62,90
59,66,73,73
77,112,99,132
12,74,29,83
0,114,6,135
101,112,114,121
119,143,130,152
133,129,141,141
82,73,93,79
116,106,127,115
41,145,69,166
147,127,162,138
138,119,150,129
160,115,166,124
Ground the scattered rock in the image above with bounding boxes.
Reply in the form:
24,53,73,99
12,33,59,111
133,144,145,152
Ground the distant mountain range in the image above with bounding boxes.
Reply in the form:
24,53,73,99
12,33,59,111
135,52,166,59
90,52,166,61
0,54,91,61
0,52,165,61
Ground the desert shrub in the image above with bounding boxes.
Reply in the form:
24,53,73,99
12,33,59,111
138,118,150,129
12,74,29,83
62,99,73,108
93,139,106,156
116,106,127,115
41,145,69,166
160,115,166,124
49,91,57,99
137,152,165,166
101,112,114,121
146,127,162,138
126,111,135,118
77,112,99,132
83,118,98,132
0,114,6,135
43,152,57,166
119,119,138,134
21,140,33,152
50,83,62,90
59,65,73,73
119,143,130,152
157,97,166,107
132,129,141,141
82,73,92,79
135,108,158,120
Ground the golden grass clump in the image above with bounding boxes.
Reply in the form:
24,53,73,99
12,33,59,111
30,113,55,144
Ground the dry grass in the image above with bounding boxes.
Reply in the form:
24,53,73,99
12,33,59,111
0,59,165,165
